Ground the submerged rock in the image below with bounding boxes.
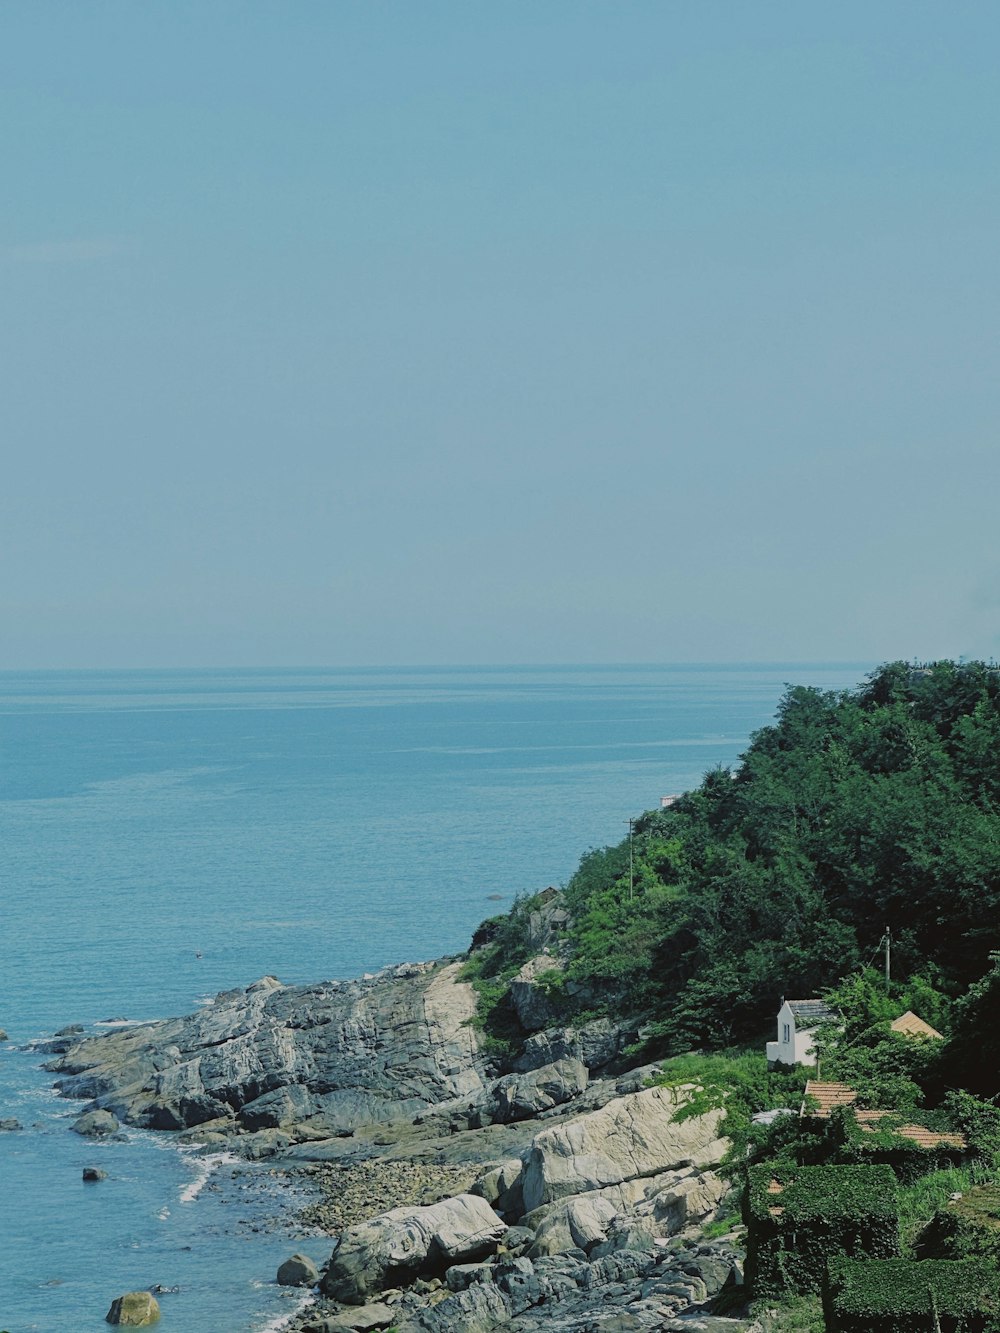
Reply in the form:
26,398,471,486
105,1290,160,1325
83,1166,108,1181
73,1109,120,1138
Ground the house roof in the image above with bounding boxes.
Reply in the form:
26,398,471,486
801,1081,857,1117
802,1086,967,1149
786,998,838,1026
890,1010,943,1041
854,1109,966,1150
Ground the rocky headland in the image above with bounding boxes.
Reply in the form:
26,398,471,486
45,891,753,1332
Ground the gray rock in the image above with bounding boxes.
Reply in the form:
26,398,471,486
0,1027,8,1042
50,963,491,1138
648,1170,729,1233
321,1193,507,1303
513,1017,638,1075
445,1261,493,1291
242,1084,316,1131
471,1157,523,1206
529,1193,620,1257
83,1166,108,1181
277,1252,320,1286
304,1305,395,1331
520,1087,728,1213
56,1024,85,1037
493,1057,588,1122
509,956,566,1033
105,1290,161,1325
0,1117,23,1131
500,1225,536,1254
73,1108,120,1137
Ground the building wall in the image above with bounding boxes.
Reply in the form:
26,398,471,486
766,1001,819,1066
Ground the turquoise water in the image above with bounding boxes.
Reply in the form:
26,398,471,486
0,663,869,1331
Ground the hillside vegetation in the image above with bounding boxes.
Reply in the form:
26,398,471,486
470,661,1000,1089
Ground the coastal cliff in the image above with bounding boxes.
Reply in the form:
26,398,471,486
50,961,490,1142
46,900,745,1331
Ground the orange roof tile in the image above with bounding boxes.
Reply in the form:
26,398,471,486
855,1108,966,1150
890,1011,943,1041
855,1109,891,1126
801,1081,857,1117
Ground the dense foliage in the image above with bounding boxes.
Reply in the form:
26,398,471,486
558,661,1000,1058
745,1164,900,1296
824,1256,1000,1332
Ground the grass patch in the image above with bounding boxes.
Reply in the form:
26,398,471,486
897,1166,980,1252
749,1294,826,1333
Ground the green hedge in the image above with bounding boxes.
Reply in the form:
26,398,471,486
824,1256,1000,1332
745,1164,900,1297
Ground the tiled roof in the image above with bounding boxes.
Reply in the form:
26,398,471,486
801,1081,857,1117
890,1010,944,1041
855,1110,965,1150
806,1095,967,1149
787,999,838,1026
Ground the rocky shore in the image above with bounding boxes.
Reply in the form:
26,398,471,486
43,892,758,1331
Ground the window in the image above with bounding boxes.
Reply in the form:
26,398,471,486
782,1023,791,1044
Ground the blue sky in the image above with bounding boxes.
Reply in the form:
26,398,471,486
2,3,998,667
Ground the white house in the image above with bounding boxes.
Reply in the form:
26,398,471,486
765,997,838,1067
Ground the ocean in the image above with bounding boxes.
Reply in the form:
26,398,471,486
0,663,870,1332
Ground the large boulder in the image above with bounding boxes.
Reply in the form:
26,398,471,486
493,1057,588,1122
523,1168,717,1258
512,1017,637,1074
321,1193,507,1304
277,1252,320,1286
529,1192,621,1256
73,1109,120,1137
519,1086,728,1214
649,1168,729,1233
105,1291,160,1325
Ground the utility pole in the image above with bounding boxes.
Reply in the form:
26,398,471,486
626,818,634,903
884,926,891,989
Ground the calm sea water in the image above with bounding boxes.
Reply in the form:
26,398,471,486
0,663,869,1332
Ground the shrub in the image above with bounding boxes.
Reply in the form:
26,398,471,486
745,1164,900,1297
824,1256,1000,1332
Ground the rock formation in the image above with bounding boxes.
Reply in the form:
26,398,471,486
49,963,491,1139
47,896,751,1331
278,1252,321,1286
321,1194,507,1303
105,1291,160,1325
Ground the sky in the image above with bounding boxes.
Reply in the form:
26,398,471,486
2,2,998,668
